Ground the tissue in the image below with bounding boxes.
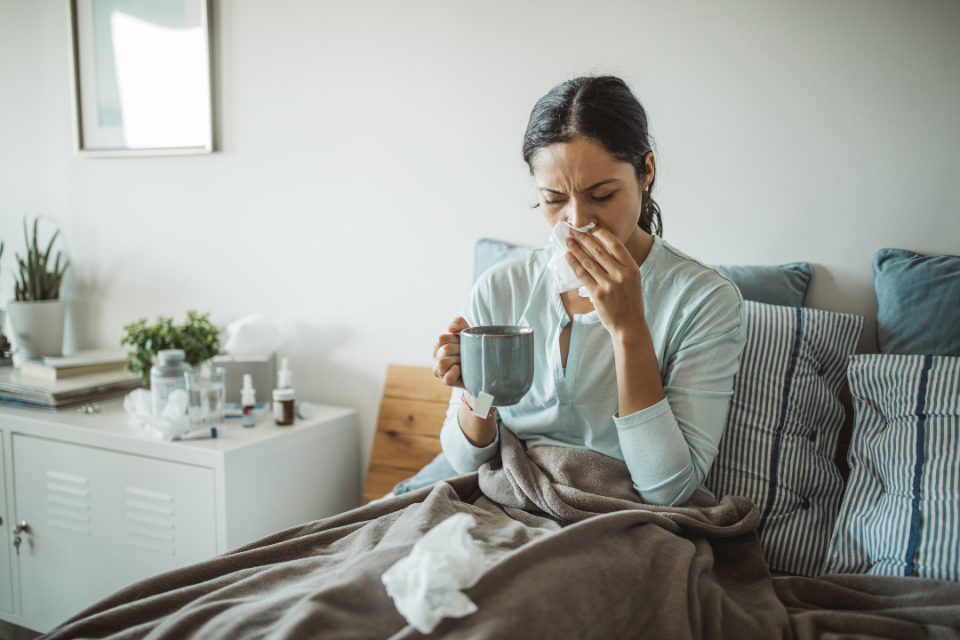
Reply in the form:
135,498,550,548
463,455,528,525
223,314,281,358
124,388,190,439
382,513,487,634
547,221,596,298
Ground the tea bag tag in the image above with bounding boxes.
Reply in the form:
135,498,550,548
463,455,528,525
472,392,494,418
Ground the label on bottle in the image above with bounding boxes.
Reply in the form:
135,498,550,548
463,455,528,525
241,404,256,427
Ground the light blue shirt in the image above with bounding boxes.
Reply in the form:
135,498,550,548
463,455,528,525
440,234,747,506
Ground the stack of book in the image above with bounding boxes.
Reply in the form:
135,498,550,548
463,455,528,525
0,349,142,409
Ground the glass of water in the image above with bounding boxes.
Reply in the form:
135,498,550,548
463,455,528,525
185,367,226,425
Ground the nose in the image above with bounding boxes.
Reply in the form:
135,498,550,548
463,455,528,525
565,197,591,229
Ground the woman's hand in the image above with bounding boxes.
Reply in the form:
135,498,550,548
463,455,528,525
432,317,470,388
564,228,646,339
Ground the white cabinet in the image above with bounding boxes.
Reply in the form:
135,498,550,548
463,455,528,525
0,400,359,633
15,436,216,628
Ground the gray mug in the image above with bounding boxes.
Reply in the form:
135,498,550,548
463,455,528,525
460,326,534,407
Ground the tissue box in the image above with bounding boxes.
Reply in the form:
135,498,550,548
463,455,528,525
211,353,277,404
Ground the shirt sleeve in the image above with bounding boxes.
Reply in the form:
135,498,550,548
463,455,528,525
440,387,501,474
613,284,746,506
438,277,502,474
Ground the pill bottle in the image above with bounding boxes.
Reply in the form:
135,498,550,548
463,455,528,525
151,349,192,416
273,388,295,426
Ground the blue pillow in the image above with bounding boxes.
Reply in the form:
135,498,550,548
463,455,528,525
825,354,960,582
392,452,458,495
705,301,864,576
473,238,531,284
873,248,960,356
711,263,813,307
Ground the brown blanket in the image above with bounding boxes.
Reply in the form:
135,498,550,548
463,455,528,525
44,428,960,639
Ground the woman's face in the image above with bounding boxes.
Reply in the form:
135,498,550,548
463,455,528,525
531,136,653,248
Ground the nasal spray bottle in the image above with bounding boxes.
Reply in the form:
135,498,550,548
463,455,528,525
273,358,295,426
241,374,257,428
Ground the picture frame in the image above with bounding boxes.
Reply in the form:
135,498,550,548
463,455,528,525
67,0,214,157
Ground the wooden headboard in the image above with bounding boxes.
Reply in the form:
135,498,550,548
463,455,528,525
362,365,450,504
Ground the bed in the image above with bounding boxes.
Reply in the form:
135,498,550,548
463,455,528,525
43,245,960,639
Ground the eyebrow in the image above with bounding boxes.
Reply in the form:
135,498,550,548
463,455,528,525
539,179,620,195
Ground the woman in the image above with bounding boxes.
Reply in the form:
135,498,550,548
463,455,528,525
433,76,746,506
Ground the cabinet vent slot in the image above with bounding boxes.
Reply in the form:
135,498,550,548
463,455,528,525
127,539,175,555
125,499,173,515
47,471,91,535
47,506,90,523
126,485,175,555
47,470,88,484
46,482,88,498
126,513,174,528
126,525,175,542
126,487,173,502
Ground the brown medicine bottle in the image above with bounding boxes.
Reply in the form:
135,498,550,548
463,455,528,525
273,388,295,425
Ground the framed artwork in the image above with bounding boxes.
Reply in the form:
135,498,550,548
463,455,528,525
68,0,214,157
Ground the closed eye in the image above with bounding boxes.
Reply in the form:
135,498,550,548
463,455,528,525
592,191,615,202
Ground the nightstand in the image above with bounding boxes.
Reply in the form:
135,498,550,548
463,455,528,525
0,399,359,633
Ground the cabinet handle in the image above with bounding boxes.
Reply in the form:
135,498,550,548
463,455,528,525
12,521,29,555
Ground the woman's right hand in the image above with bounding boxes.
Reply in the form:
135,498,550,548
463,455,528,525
433,317,470,388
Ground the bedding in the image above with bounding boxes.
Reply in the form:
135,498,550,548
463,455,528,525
704,301,863,577
47,426,960,639
826,354,960,581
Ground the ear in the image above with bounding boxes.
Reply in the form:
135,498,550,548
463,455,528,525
642,152,656,191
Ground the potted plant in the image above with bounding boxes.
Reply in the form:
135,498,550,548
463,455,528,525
6,218,71,360
121,311,222,385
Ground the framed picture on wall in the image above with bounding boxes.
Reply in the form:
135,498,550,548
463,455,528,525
68,0,214,157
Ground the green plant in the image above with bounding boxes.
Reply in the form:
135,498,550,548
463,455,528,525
15,217,70,301
121,311,222,385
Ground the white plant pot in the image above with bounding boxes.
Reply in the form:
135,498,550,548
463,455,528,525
7,299,66,360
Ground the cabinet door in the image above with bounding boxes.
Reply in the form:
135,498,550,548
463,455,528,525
13,435,216,630
0,437,13,613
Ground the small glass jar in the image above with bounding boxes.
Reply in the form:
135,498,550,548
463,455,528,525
151,350,192,416
272,388,295,426
186,367,226,425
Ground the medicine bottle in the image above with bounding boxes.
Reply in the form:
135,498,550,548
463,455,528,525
241,374,257,427
151,349,192,416
273,388,295,425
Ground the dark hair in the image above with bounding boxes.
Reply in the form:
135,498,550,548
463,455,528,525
522,76,662,237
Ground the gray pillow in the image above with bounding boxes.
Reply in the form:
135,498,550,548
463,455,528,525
711,263,812,308
873,248,960,356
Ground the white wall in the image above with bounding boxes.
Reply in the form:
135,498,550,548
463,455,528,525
2,0,959,476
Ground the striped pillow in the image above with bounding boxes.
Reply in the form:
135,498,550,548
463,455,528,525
825,354,960,581
705,301,863,576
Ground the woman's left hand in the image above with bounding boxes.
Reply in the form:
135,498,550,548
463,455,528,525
565,228,646,339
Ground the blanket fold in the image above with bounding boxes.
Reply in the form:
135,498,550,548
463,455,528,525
42,427,960,640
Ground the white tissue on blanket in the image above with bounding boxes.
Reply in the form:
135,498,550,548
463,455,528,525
547,221,597,298
381,512,487,634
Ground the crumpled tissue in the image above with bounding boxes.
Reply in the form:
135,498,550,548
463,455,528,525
547,221,596,298
381,513,488,634
223,313,281,358
124,388,190,439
